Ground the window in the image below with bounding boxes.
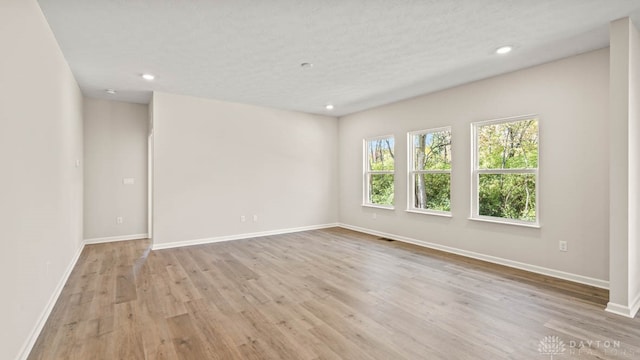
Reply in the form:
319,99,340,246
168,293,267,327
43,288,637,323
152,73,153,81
408,127,452,215
364,136,395,208
471,116,539,226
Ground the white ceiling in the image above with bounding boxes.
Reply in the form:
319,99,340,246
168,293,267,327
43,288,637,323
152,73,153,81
38,0,640,117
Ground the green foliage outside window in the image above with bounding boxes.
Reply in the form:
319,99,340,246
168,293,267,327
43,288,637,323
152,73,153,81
414,173,450,211
476,119,538,222
367,137,394,206
479,174,536,221
412,130,451,211
478,120,538,169
369,174,394,205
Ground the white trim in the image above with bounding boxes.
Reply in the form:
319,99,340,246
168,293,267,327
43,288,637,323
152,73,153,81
363,135,396,207
338,223,609,290
605,302,628,316
408,126,452,136
407,127,452,215
605,293,640,318
361,203,395,210
473,113,539,127
367,170,395,174
83,233,149,245
471,115,540,227
18,233,150,359
605,302,635,318
468,216,541,228
476,168,536,174
633,291,640,317
16,243,85,360
405,209,452,218
151,223,339,250
412,169,451,174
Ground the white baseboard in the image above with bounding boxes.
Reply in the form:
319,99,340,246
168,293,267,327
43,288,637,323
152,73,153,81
606,292,640,318
152,223,339,250
339,223,609,290
605,302,631,317
633,292,640,317
16,242,86,360
83,233,148,245
14,221,616,359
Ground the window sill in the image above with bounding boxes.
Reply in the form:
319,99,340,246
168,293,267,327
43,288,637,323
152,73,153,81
468,216,540,228
362,204,395,210
405,209,452,218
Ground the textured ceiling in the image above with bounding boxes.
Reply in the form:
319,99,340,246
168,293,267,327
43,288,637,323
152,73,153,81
37,0,640,116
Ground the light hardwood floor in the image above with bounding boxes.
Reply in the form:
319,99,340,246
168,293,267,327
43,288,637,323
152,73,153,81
28,228,640,359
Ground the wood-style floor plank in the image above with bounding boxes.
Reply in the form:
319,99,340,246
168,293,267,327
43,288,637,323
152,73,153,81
28,228,640,359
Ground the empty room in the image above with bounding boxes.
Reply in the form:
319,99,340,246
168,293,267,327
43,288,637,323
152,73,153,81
4,0,640,359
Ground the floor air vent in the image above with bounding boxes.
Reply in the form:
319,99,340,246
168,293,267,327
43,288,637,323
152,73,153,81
378,237,395,242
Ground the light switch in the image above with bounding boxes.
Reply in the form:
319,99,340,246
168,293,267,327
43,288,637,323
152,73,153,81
123,178,135,185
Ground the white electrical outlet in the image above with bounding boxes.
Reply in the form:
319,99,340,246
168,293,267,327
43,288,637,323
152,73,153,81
372,213,377,219
240,215,246,222
117,216,123,224
559,241,568,252
253,215,258,222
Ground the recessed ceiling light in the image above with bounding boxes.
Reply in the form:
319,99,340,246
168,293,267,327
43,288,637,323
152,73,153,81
142,73,155,81
301,62,314,69
495,46,513,55
325,104,334,111
105,89,116,94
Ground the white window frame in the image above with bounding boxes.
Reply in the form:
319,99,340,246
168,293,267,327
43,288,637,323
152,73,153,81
407,127,452,217
470,115,540,227
363,135,395,209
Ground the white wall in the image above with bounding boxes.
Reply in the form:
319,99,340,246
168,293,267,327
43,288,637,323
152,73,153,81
151,92,338,247
0,1,83,359
83,98,148,241
630,18,640,318
339,49,610,285
608,17,640,317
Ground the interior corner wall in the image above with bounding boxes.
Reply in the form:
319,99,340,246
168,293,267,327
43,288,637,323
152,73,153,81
630,17,640,317
83,98,149,241
148,97,154,240
338,49,610,285
151,92,339,247
608,18,631,312
0,1,83,359
608,17,640,317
